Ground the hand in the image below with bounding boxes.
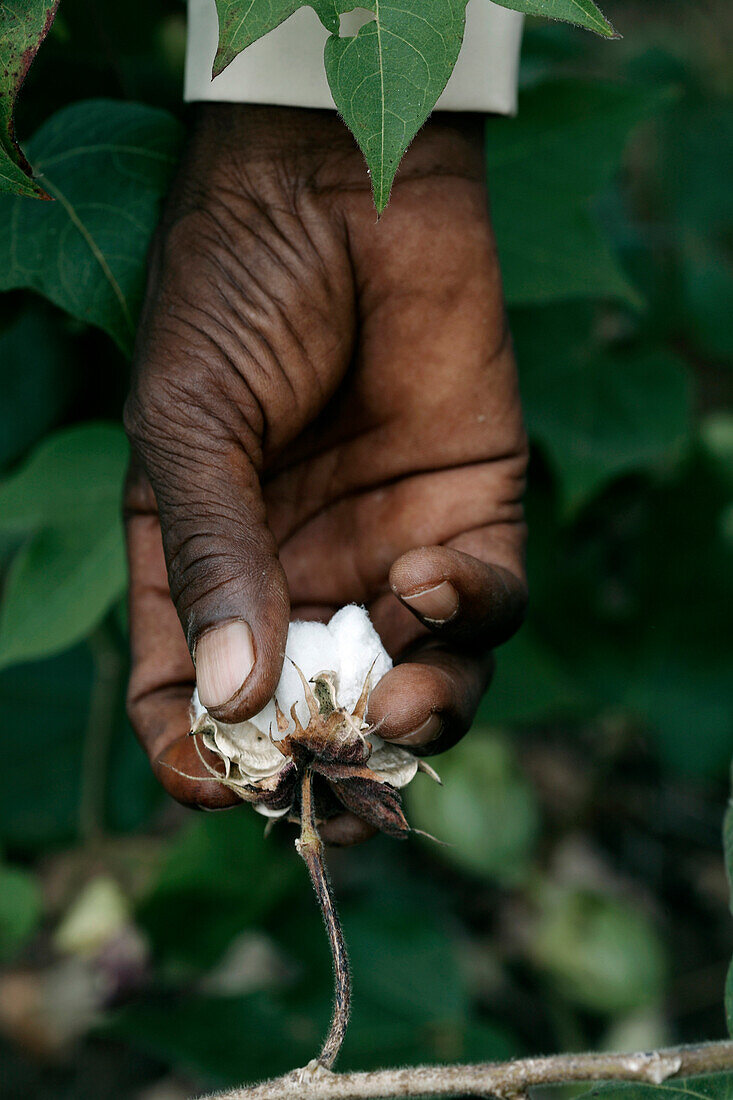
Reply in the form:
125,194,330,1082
124,104,528,845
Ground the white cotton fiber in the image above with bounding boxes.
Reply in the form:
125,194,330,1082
191,689,206,724
192,605,392,741
327,604,392,713
251,618,341,738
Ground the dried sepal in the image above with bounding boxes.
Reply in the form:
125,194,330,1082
417,758,443,785
368,738,420,789
351,657,377,723
330,775,410,839
273,698,289,735
192,661,428,840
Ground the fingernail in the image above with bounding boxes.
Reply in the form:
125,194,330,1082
392,713,443,748
402,581,458,623
195,620,254,709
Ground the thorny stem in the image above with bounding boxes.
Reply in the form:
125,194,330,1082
201,1039,733,1100
296,766,351,1070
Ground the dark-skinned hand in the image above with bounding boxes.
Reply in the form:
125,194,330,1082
124,104,528,845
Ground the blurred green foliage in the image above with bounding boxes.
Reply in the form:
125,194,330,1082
0,0,731,1095
0,425,128,668
0,862,42,962
527,881,666,1014
406,730,540,881
577,1075,733,1100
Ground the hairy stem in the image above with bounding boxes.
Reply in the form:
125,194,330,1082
202,1039,733,1100
296,766,351,1070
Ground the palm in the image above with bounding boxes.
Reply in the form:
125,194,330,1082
263,328,524,660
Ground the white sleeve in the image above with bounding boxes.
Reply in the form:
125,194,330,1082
185,1,523,116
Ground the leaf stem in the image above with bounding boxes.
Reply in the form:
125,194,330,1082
296,766,351,1070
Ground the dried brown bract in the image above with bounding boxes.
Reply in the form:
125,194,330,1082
188,662,436,839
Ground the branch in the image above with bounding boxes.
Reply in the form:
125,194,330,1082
200,1039,733,1100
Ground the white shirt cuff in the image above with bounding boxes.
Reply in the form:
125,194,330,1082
185,0,523,115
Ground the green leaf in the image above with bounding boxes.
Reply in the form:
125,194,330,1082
0,647,93,847
0,422,128,530
0,864,42,961
725,791,733,1035
213,0,338,74
0,100,183,354
0,641,161,848
137,811,300,969
488,80,668,306
656,102,733,358
513,305,692,511
110,993,313,1088
406,730,539,882
0,423,128,669
342,894,466,1025
681,237,733,360
725,792,733,910
0,305,74,470
0,0,59,199
323,0,469,213
215,0,469,214
214,5,621,213
0,524,125,670
661,102,733,236
623,650,733,778
529,883,667,1014
491,0,616,38
611,453,733,777
575,1074,733,1100
480,626,587,724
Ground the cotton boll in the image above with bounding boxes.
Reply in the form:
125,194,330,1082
186,607,421,836
327,605,392,712
194,605,391,741
251,619,340,739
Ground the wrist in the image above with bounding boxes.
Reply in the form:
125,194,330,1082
176,103,486,210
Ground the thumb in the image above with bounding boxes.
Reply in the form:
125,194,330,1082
124,401,289,727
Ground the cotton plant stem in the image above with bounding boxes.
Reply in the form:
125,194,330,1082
296,766,351,1070
200,1040,733,1100
79,620,124,844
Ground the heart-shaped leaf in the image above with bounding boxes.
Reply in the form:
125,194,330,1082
0,100,183,355
0,0,59,199
213,1,620,213
491,0,616,38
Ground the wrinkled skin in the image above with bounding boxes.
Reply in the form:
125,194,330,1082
124,105,528,845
